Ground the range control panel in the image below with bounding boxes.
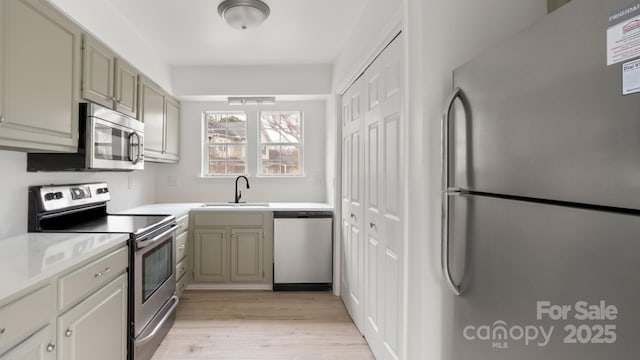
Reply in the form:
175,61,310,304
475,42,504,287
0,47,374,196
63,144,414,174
37,183,111,211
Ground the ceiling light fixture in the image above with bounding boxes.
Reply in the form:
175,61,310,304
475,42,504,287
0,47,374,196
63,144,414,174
218,0,270,30
228,96,276,105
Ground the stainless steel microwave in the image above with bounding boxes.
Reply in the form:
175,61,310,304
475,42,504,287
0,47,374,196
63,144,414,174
28,103,144,171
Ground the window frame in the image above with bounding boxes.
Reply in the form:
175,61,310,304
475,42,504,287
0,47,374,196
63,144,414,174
257,110,304,177
201,111,249,177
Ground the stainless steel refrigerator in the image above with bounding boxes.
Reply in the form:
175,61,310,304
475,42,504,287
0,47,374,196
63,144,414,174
443,0,640,358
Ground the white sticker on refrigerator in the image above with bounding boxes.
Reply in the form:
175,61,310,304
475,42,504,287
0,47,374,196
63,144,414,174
622,58,640,94
607,1,640,65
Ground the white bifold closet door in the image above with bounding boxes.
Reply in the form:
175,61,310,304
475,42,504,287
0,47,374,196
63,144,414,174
340,32,405,360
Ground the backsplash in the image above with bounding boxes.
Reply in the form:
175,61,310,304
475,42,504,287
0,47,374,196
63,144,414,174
0,149,157,239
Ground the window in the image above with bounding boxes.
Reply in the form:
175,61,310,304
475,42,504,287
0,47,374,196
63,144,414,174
259,111,302,176
204,112,247,175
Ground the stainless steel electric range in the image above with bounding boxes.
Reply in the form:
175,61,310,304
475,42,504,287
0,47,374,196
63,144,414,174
28,182,178,360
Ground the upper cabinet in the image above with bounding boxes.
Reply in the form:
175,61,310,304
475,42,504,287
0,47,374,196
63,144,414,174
82,35,139,118
139,75,180,163
0,0,81,152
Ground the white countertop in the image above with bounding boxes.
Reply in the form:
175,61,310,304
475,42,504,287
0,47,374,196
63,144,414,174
0,202,333,303
0,233,128,304
120,202,334,216
118,203,203,217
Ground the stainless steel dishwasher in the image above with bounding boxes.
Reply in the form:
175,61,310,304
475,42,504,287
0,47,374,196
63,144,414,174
273,211,333,291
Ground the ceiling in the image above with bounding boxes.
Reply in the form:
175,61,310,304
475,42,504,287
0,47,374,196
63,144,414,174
105,0,369,67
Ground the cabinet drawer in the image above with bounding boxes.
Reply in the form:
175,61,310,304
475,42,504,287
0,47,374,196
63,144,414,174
0,284,54,353
176,231,188,262
176,214,189,234
176,258,187,280
58,246,128,310
176,273,187,298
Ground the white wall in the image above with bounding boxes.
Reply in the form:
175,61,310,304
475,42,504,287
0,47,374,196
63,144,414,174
47,0,172,91
172,65,332,98
405,0,547,359
153,100,327,203
0,149,156,239
331,0,404,93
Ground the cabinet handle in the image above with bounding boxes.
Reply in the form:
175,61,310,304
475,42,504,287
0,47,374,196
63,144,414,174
46,343,55,352
65,329,73,337
0,327,5,334
0,116,5,124
94,267,111,278
179,245,185,249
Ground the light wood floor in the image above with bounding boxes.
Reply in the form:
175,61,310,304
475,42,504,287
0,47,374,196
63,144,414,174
151,290,375,360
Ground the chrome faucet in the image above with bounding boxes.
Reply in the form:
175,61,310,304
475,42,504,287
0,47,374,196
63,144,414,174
234,176,250,203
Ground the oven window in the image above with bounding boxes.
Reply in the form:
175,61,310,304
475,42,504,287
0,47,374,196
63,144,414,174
142,239,172,302
94,124,129,161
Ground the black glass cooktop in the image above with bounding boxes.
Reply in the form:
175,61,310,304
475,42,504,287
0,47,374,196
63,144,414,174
42,214,173,237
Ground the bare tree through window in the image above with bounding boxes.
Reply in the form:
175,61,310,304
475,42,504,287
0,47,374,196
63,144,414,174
204,112,247,175
259,111,302,176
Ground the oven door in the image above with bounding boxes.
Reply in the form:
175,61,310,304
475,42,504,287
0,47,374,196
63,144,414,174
133,226,177,336
87,117,144,171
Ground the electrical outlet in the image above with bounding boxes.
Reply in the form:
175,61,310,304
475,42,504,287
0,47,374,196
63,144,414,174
167,176,178,187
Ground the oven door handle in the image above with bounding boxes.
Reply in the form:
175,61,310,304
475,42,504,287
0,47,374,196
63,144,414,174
136,295,179,345
137,225,177,249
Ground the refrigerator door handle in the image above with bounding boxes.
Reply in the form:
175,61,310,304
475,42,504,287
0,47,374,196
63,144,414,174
442,87,464,296
442,190,463,296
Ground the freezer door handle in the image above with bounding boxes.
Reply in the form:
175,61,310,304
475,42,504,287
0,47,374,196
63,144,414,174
441,87,465,296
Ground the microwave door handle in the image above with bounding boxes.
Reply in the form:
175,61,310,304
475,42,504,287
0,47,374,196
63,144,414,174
128,132,134,162
137,136,144,164
129,132,141,165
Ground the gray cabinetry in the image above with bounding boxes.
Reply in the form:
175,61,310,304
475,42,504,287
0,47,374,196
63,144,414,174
194,228,228,282
0,325,55,360
139,76,180,163
0,0,81,152
81,35,138,118
57,274,127,360
230,228,263,282
0,285,54,356
192,212,273,286
175,214,189,297
164,97,180,161
0,243,128,360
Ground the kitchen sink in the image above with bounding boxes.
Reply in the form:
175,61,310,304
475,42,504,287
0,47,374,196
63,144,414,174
201,202,270,208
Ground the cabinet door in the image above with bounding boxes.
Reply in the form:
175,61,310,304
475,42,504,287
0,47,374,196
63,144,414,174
164,97,180,161
114,58,138,118
58,274,127,360
193,228,228,282
1,325,55,360
139,78,165,158
0,0,80,152
81,35,114,109
230,228,263,282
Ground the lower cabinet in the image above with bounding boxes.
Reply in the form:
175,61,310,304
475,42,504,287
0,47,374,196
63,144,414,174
230,228,263,282
192,212,273,285
0,244,128,360
0,325,55,360
57,274,127,360
175,214,189,297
